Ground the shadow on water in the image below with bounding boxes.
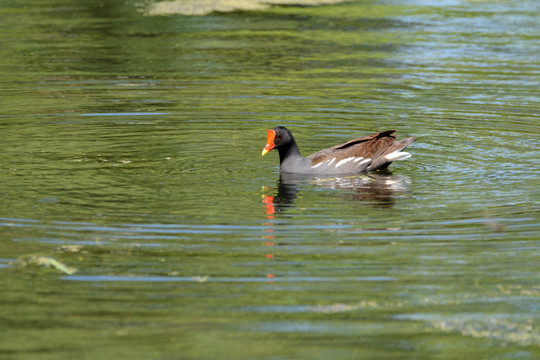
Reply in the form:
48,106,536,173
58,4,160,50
263,171,411,216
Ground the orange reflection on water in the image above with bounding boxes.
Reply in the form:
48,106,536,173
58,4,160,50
263,195,275,217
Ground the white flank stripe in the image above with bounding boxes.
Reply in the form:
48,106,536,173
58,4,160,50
357,158,370,166
385,151,411,161
327,157,336,166
353,157,365,163
335,157,355,168
311,162,323,168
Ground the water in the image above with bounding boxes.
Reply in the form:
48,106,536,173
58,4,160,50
1,0,539,358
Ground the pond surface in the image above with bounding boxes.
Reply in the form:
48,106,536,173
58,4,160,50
1,0,539,358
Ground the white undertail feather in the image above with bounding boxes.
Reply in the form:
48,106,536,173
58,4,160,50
385,151,412,161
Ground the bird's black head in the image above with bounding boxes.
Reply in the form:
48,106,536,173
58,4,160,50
262,126,295,155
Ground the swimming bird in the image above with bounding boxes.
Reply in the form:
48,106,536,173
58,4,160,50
261,126,415,174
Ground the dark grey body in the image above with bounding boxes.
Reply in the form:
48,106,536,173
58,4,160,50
268,126,415,175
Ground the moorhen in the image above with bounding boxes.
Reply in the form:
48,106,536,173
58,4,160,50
262,126,415,174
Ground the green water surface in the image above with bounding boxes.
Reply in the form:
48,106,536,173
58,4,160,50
1,0,539,359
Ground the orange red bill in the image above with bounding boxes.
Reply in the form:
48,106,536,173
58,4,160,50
261,129,276,156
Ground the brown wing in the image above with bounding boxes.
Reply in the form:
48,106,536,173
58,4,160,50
308,131,396,166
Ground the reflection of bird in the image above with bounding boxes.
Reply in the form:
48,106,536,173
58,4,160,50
263,173,412,215
262,126,415,174
261,178,300,216
312,173,412,209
